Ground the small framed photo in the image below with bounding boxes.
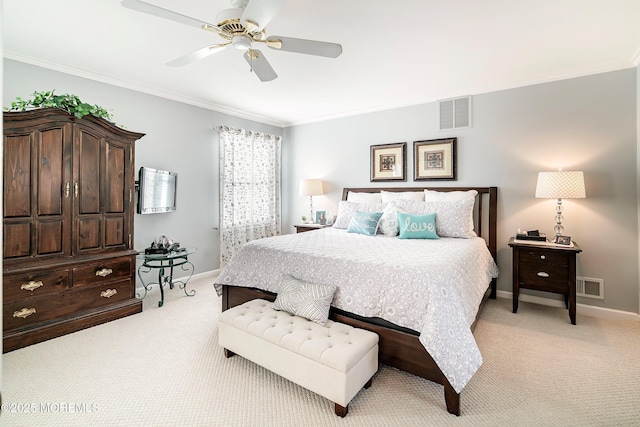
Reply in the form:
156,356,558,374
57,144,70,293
556,235,571,245
370,142,407,182
413,138,457,181
315,210,327,225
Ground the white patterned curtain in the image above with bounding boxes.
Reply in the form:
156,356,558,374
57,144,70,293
218,126,281,266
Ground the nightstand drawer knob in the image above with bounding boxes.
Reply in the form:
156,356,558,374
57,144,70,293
537,271,550,278
540,255,546,260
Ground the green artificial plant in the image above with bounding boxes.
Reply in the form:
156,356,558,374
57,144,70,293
6,90,114,122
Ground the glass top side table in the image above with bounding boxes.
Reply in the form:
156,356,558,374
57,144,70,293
136,247,197,307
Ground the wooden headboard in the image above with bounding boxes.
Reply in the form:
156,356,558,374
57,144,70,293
341,187,498,264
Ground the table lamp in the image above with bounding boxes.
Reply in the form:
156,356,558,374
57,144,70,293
535,170,586,242
299,179,324,223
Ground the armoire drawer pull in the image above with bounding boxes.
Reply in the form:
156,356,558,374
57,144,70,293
537,272,550,278
13,308,37,319
96,268,113,277
540,255,546,260
100,289,118,298
21,280,44,291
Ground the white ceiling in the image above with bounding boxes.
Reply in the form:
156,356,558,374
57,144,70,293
3,0,640,127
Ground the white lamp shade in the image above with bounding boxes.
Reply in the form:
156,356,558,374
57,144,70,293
299,179,324,196
535,171,586,199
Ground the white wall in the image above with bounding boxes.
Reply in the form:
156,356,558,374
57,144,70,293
284,69,639,314
2,59,283,283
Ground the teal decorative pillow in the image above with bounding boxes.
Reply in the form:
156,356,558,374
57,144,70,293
273,276,337,325
347,211,383,236
397,212,439,239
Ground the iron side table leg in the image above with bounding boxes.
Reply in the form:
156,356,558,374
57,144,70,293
158,266,165,307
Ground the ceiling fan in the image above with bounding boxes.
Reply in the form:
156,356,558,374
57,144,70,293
121,0,343,82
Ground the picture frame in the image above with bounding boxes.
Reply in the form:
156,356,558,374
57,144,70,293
315,210,327,225
556,235,571,245
413,138,457,181
370,142,407,182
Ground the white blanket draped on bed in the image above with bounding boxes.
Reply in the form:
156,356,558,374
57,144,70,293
214,227,499,393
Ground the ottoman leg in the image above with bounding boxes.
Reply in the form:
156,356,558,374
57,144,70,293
364,378,373,389
335,403,348,417
223,348,236,358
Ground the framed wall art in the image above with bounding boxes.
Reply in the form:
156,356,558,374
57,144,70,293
413,138,457,181
370,142,407,182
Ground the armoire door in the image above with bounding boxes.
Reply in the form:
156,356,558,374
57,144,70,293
3,122,72,260
73,123,132,253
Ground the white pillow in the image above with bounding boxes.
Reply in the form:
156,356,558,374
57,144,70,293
381,190,425,203
378,199,431,236
333,201,385,229
378,202,403,236
393,199,429,214
424,189,477,202
346,191,382,204
425,198,476,238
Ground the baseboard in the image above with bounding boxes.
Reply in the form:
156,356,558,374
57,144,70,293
496,290,640,322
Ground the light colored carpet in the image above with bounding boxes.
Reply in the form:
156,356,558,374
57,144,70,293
3,275,640,426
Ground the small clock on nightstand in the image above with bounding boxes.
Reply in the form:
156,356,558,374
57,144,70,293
509,237,582,324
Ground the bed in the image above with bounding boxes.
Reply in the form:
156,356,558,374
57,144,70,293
214,186,498,415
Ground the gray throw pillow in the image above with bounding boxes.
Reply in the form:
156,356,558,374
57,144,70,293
273,276,337,325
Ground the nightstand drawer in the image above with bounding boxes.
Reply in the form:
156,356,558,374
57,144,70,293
519,248,570,266
519,262,570,293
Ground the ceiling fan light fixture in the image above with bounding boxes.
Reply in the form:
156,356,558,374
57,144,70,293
232,35,252,50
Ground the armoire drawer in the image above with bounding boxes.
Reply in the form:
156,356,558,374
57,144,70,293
3,268,71,303
72,257,133,288
3,278,133,331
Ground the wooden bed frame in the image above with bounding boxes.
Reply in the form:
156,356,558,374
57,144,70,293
221,186,498,415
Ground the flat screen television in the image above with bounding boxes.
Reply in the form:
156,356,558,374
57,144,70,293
137,167,177,214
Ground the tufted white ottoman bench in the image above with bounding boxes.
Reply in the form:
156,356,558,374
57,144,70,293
218,299,379,417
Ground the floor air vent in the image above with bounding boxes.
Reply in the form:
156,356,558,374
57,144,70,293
439,96,471,130
576,277,604,299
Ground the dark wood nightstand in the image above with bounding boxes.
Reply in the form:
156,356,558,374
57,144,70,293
294,224,330,233
509,237,582,324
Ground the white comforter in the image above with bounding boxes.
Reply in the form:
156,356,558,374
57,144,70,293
214,227,499,393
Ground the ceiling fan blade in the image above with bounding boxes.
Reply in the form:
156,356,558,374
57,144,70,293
240,0,287,32
243,49,277,82
167,44,229,67
265,36,342,58
121,0,223,35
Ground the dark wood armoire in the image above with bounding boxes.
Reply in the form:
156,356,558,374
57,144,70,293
3,108,144,352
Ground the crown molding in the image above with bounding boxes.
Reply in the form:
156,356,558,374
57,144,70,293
4,53,287,128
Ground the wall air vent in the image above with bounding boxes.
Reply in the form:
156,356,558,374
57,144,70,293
439,96,471,131
576,276,604,299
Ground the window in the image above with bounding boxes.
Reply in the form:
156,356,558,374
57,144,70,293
218,126,281,265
